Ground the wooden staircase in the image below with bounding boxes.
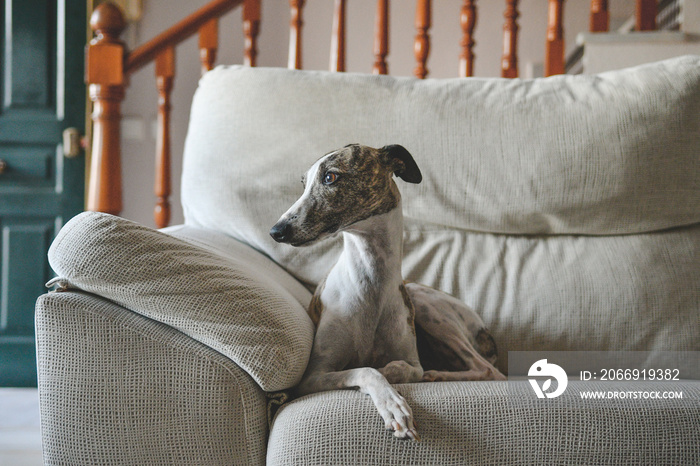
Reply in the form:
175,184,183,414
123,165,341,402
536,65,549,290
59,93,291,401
85,0,675,228
567,0,695,74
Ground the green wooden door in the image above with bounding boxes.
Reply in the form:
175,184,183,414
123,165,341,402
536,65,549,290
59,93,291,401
0,0,86,387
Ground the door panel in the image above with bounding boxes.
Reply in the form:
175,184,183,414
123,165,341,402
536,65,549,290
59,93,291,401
0,0,85,387
0,145,56,187
1,219,56,332
4,0,54,110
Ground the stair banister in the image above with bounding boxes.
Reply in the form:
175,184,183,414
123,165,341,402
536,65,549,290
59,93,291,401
86,0,246,226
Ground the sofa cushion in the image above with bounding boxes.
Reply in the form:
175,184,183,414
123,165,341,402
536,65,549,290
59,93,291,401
267,380,700,465
401,223,700,370
180,56,700,366
47,211,314,392
182,55,700,263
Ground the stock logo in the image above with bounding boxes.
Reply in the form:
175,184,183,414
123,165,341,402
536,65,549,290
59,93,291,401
528,359,568,398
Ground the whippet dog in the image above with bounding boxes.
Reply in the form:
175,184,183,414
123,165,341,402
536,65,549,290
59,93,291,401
270,144,505,441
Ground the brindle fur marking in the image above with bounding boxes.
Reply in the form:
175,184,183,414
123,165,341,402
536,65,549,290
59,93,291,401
399,283,416,336
287,145,403,247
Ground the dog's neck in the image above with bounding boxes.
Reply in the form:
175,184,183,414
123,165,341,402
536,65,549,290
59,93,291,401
330,203,404,301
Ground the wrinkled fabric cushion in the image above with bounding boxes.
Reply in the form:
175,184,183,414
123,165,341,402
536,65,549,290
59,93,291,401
402,222,700,371
268,381,700,465
47,211,314,392
182,56,700,287
162,224,312,309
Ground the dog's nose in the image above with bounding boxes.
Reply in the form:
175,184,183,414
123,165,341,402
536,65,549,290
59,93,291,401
270,221,292,243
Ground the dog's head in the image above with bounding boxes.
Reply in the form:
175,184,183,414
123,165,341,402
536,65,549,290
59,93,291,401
270,144,422,246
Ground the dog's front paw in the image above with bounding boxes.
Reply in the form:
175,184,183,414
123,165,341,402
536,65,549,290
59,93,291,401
422,370,444,382
375,388,420,441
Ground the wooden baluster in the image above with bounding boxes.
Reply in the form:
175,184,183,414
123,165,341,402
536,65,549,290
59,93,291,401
244,0,261,67
636,0,656,31
414,0,431,79
501,0,519,78
85,3,127,216
330,0,346,72
154,47,174,228
459,0,477,78
288,0,305,69
590,0,609,32
199,19,218,75
373,0,389,75
545,0,565,76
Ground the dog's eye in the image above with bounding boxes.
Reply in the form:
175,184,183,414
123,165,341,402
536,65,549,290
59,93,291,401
323,172,339,185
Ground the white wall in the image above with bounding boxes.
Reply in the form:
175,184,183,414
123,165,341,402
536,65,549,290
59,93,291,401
119,0,636,227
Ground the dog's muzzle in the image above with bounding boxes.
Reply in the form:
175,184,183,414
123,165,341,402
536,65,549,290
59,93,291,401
269,221,292,243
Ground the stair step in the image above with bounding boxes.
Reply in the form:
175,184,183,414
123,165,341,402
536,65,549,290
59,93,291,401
572,31,700,75
576,31,697,46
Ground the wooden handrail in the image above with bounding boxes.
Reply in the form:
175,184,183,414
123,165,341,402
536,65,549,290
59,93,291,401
126,0,243,74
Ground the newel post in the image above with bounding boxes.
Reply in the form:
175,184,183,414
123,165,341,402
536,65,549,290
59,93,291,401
85,3,127,216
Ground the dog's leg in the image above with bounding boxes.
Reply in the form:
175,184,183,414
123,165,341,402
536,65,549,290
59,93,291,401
419,337,507,382
408,283,507,381
423,368,504,382
378,359,423,384
296,366,421,440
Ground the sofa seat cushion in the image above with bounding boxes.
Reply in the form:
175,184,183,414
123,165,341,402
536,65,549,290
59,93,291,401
47,211,314,392
267,381,700,465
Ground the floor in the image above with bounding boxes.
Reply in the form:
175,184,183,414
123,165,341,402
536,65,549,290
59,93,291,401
0,388,43,465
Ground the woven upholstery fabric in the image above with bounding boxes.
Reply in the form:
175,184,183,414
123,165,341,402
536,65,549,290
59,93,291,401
182,55,700,287
36,291,267,465
47,211,315,391
267,381,700,465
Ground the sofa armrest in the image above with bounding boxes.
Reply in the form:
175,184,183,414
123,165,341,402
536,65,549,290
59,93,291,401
36,290,268,465
47,212,315,392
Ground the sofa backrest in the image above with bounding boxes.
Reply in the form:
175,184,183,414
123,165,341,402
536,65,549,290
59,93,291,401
181,56,700,369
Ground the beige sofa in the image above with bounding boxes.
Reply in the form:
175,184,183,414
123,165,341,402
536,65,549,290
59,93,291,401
36,56,700,464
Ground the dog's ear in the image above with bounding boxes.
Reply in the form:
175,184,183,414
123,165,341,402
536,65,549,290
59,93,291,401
379,145,422,184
